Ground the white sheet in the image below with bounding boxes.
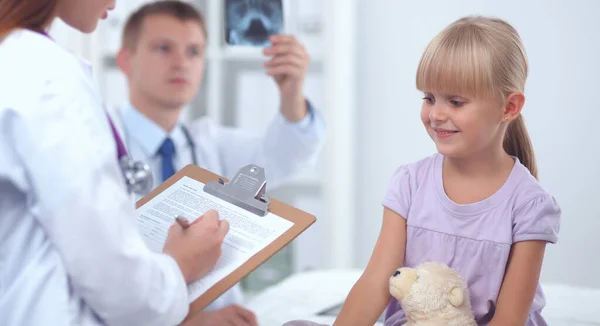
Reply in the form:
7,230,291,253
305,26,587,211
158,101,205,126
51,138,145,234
245,269,600,326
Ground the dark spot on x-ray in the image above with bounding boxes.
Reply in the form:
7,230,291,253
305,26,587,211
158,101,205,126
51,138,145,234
225,0,283,47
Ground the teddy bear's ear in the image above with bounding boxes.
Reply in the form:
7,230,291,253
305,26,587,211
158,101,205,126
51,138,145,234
448,287,464,307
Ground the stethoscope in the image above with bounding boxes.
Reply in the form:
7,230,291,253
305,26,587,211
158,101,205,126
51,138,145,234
108,114,199,195
180,125,198,166
107,114,154,195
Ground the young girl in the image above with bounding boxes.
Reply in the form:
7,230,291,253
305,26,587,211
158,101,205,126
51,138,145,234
333,16,561,326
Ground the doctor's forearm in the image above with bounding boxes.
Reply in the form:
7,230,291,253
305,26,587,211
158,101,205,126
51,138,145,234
280,93,308,122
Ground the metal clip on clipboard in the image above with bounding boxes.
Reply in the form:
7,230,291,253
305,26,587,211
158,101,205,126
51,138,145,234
203,164,271,216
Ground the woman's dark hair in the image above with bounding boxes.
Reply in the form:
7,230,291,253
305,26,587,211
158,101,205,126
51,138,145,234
0,0,58,39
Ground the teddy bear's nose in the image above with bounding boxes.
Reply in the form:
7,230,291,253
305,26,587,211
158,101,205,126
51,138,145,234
393,270,401,277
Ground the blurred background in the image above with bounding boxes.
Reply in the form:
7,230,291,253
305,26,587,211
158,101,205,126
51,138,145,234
49,0,600,324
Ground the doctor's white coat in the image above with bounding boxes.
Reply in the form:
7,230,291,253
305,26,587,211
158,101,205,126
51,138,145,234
0,30,190,325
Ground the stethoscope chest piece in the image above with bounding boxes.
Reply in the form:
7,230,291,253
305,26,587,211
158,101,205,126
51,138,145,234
120,156,153,195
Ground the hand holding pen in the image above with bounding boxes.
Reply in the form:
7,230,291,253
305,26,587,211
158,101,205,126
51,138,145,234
175,216,196,229
162,210,230,283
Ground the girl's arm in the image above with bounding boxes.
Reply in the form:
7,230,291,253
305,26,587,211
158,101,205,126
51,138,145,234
488,240,547,326
333,207,407,326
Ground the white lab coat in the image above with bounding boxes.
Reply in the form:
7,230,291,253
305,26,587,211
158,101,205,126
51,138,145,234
110,95,326,310
0,30,189,326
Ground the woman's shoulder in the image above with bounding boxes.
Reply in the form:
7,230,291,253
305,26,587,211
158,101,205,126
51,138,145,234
0,30,92,114
0,29,82,88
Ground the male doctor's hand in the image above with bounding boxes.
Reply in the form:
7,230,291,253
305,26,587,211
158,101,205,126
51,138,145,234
163,210,229,283
263,34,310,122
182,304,258,326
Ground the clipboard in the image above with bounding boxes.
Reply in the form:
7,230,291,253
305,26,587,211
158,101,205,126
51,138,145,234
135,163,317,317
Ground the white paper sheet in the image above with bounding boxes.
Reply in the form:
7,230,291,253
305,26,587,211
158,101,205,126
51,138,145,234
136,176,294,302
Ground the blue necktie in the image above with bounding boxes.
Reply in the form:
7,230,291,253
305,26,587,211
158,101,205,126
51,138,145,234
158,138,176,182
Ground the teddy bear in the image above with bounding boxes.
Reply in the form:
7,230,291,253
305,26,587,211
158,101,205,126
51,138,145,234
389,261,477,326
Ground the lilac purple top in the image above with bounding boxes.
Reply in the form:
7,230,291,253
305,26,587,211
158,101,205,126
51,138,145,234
383,153,561,326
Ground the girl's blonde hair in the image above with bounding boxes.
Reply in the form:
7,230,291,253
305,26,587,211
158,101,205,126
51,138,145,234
416,16,537,179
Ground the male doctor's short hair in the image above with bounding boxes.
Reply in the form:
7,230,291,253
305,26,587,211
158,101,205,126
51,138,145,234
121,0,207,50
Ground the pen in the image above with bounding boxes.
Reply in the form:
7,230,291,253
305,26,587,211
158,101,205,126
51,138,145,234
175,216,191,229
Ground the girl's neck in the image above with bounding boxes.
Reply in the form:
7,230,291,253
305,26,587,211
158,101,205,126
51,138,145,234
443,148,514,179
441,148,515,205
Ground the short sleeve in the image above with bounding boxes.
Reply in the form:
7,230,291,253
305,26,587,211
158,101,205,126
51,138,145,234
513,194,561,244
382,165,412,219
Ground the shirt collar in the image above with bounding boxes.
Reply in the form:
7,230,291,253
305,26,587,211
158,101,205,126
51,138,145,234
120,103,189,156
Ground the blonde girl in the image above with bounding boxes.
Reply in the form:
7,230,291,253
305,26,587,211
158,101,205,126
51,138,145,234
333,16,561,326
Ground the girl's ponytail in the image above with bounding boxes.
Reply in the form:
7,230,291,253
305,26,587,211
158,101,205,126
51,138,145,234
503,115,537,179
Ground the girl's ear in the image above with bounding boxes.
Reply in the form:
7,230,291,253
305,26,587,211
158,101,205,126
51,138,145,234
503,92,525,122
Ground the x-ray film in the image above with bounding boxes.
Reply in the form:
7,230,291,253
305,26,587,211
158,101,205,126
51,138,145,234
225,0,284,47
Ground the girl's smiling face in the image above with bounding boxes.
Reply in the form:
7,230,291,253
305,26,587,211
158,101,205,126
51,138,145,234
420,92,507,159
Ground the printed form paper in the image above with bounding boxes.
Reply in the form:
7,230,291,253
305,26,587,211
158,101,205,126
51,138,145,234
135,176,294,302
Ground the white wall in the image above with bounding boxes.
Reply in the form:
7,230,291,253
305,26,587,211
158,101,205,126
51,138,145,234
355,0,600,288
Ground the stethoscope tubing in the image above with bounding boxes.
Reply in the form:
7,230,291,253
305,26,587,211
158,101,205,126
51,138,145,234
120,123,198,196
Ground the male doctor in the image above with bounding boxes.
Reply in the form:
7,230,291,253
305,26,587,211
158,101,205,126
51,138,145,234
113,1,325,324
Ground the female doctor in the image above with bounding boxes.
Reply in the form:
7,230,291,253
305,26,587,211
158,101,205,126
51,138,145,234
0,1,229,325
